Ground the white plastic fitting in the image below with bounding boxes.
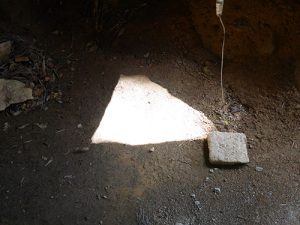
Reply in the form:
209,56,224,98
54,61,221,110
216,0,224,16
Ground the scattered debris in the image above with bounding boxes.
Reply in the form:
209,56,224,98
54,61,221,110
255,166,264,172
77,123,83,129
56,129,65,133
3,122,9,132
190,193,196,199
0,35,60,113
18,123,30,129
20,177,25,187
44,158,53,167
73,146,90,153
0,79,33,111
207,131,249,165
35,123,47,129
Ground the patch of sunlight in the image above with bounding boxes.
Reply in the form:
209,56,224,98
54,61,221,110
91,75,215,145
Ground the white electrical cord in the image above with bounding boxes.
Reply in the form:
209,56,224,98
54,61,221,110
218,15,226,104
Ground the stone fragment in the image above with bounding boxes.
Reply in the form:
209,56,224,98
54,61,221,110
0,79,33,111
207,131,249,165
255,166,263,172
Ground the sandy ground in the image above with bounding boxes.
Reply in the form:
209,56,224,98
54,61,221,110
0,0,299,224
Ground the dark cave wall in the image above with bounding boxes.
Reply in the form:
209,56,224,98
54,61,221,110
1,0,299,90
188,0,300,62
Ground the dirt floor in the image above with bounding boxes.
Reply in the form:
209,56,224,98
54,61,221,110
0,0,300,225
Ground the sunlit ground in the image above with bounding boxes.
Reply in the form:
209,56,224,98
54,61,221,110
92,75,215,145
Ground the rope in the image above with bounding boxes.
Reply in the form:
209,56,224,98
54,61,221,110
218,15,226,104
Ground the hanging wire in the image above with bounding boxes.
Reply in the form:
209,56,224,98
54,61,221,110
217,15,226,104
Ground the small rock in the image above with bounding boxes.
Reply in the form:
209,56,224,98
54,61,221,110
0,79,33,111
255,166,263,172
175,223,183,225
149,147,155,152
190,193,196,198
213,187,221,194
209,169,214,173
101,195,108,199
195,200,201,205
77,123,83,129
194,200,201,209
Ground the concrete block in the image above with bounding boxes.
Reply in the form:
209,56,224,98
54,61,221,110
207,131,249,165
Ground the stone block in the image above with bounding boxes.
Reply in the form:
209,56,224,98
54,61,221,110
207,131,249,165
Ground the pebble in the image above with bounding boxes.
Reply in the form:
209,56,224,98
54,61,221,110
213,187,221,194
255,166,263,172
209,169,214,173
77,123,83,129
149,147,155,152
194,200,201,209
101,195,108,199
190,193,196,198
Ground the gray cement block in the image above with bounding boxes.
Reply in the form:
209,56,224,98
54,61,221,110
207,131,249,165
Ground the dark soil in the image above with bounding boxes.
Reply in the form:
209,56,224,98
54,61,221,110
1,0,299,225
